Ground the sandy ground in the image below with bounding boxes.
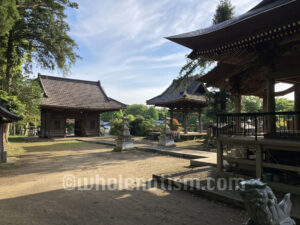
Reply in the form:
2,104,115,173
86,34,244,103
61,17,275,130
0,139,247,225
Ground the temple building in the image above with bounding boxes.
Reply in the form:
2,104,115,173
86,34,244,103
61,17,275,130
39,74,126,138
167,0,300,218
147,76,207,134
0,103,22,163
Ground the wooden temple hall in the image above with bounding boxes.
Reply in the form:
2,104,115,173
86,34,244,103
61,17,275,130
39,75,126,138
167,0,300,198
147,76,207,134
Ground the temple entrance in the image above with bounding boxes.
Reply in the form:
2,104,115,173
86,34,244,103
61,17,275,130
74,119,82,137
66,119,75,137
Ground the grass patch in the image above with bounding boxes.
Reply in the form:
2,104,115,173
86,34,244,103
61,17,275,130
0,163,18,169
2,138,104,170
6,143,25,157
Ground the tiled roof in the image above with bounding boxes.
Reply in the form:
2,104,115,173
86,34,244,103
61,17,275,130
166,0,299,57
39,75,126,111
0,103,22,122
147,76,207,107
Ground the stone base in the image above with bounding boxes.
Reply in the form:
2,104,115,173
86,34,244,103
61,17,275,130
159,138,175,147
0,151,7,163
114,141,135,152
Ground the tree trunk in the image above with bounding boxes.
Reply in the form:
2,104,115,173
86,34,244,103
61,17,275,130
3,123,9,143
5,30,14,93
2,30,15,143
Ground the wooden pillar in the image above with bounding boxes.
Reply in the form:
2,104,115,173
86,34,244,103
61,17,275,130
234,94,241,135
263,95,268,133
217,140,223,173
266,78,276,134
98,113,101,136
170,108,174,131
294,84,300,130
256,145,263,179
198,110,202,133
183,111,188,134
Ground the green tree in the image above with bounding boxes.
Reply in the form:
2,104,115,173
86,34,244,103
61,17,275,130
213,0,234,24
242,96,263,113
180,0,234,79
0,0,79,141
0,0,19,36
275,98,294,112
180,0,235,122
125,104,148,117
157,107,169,120
145,106,159,121
129,115,153,136
101,110,124,122
0,0,79,92
109,118,123,136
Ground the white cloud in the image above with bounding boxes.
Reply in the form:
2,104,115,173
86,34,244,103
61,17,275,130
38,0,263,104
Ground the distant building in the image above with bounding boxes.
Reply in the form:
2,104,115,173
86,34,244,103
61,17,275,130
38,75,126,138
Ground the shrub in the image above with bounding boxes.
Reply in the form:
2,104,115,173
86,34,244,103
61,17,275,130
129,115,153,136
109,118,123,136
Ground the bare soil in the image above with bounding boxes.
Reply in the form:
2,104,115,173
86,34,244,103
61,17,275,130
0,139,247,225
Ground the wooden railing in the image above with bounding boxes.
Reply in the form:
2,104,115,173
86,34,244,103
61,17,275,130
217,111,300,140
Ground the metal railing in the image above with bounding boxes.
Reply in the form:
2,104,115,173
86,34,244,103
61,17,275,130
216,111,300,140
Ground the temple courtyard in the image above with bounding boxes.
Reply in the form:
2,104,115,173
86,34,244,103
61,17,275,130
0,138,247,225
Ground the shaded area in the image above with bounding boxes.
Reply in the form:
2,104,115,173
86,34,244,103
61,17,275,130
0,185,248,225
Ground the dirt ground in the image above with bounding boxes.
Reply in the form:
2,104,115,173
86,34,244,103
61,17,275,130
0,139,247,225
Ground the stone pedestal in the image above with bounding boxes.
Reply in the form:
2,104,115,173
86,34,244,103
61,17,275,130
159,117,175,147
114,117,134,152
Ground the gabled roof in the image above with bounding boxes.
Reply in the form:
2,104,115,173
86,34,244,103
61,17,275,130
0,103,22,123
39,75,126,111
147,76,207,108
167,0,300,58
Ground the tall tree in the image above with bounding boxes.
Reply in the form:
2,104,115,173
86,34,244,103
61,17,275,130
213,0,234,24
0,0,79,141
179,0,235,121
0,0,79,92
180,0,234,79
0,0,19,36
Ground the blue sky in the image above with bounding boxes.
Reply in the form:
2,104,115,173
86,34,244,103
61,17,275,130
37,0,293,104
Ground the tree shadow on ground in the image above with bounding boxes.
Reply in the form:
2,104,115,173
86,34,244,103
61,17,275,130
0,184,247,225
0,141,169,177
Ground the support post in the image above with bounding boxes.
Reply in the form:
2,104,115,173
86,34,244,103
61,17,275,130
294,84,300,130
198,110,202,133
234,94,241,135
217,140,223,173
170,108,174,131
263,95,268,133
256,145,263,179
0,118,6,163
183,111,188,134
266,78,276,134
